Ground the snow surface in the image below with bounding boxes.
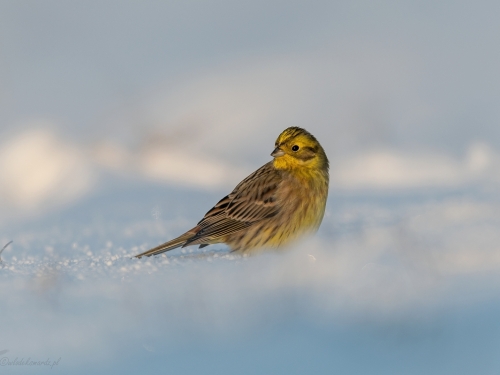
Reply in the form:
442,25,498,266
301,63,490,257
2,184,500,374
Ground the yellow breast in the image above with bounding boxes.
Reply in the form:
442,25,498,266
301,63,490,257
226,167,329,252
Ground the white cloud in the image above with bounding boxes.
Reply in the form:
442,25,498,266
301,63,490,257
0,127,94,219
331,142,499,190
92,138,246,190
138,147,245,189
110,54,500,192
3,126,499,226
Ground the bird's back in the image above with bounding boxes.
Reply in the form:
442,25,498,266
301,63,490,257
223,163,329,253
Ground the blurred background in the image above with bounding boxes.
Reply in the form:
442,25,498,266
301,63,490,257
1,1,500,374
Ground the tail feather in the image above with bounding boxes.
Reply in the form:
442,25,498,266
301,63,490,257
135,232,193,258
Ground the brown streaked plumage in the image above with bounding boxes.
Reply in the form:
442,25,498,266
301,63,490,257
135,127,329,258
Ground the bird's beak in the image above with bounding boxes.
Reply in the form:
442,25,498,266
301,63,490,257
271,147,285,157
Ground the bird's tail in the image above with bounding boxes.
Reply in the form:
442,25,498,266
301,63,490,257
135,231,194,258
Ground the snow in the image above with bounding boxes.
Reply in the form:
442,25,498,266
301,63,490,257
2,185,500,374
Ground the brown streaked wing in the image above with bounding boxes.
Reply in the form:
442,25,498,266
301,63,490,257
185,162,282,245
184,218,253,246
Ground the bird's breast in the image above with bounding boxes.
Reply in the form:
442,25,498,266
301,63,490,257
272,171,329,242
225,167,329,253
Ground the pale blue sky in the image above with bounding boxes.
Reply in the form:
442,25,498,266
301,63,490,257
1,0,499,152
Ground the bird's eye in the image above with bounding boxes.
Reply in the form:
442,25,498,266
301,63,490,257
292,145,299,152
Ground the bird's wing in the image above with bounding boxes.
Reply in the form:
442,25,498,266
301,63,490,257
184,162,282,245
135,162,282,257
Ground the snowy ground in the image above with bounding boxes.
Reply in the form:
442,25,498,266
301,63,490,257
2,183,500,374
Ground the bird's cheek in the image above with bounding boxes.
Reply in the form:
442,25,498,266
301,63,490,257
298,150,316,161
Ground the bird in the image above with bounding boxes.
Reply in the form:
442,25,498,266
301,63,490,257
135,127,329,258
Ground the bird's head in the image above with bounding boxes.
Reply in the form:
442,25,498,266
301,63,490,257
271,127,329,172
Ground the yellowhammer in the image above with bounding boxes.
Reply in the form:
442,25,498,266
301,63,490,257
135,127,329,258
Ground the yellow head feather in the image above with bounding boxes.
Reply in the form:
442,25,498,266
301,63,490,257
272,127,329,173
